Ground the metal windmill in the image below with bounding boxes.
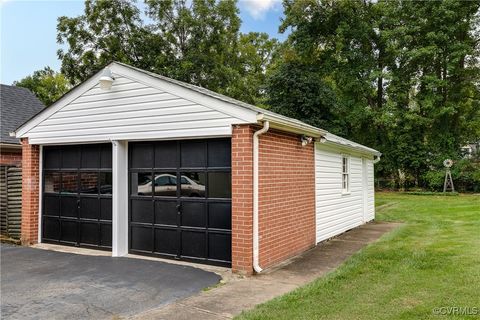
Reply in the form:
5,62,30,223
443,159,455,193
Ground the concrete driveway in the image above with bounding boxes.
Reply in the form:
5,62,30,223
0,244,220,320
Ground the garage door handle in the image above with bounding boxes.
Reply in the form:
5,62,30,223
77,199,80,209
176,204,182,214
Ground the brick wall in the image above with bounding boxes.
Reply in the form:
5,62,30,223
231,125,316,274
258,129,316,268
231,125,254,274
0,149,22,166
20,138,40,245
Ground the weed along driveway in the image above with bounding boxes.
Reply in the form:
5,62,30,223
0,244,220,320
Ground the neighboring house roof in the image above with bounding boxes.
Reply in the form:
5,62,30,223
1,84,45,145
14,62,380,156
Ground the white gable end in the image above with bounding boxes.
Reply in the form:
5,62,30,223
21,65,256,144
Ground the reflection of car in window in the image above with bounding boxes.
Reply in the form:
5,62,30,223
137,174,205,197
180,175,205,197
155,175,175,186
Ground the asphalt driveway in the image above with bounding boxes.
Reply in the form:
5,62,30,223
0,244,220,320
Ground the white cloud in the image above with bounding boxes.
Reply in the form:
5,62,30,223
241,0,279,20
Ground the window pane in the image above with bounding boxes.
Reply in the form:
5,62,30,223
81,145,100,168
130,143,153,169
154,141,177,168
180,172,206,197
44,172,61,193
99,172,112,194
61,172,78,194
208,172,231,198
153,173,177,196
131,172,153,196
62,146,80,168
100,144,112,168
80,172,98,194
342,174,349,191
181,141,206,168
44,147,61,169
207,139,231,168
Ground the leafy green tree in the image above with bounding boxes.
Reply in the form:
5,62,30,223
56,0,278,105
14,67,70,106
57,0,149,84
231,32,279,105
269,0,480,187
145,0,241,95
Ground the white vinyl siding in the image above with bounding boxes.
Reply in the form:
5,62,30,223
25,75,250,144
315,143,375,243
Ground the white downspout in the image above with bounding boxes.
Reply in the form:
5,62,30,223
253,121,269,273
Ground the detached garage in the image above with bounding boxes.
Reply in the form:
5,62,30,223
15,62,380,274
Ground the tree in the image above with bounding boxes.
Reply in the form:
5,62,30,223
57,0,149,84
56,0,278,105
232,32,280,105
14,67,70,106
145,0,242,95
269,0,480,187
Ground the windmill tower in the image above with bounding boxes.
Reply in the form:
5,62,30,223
443,159,455,193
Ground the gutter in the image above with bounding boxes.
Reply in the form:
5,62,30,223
253,121,269,273
0,142,22,150
256,113,326,138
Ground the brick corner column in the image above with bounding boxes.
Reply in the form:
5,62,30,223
20,138,40,245
231,125,254,275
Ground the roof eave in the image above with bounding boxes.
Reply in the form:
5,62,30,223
322,140,382,157
0,142,22,150
256,113,327,138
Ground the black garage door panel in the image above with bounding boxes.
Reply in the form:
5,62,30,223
42,144,112,249
129,139,232,266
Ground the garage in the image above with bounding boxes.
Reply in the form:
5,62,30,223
42,144,112,248
15,61,380,273
128,139,232,266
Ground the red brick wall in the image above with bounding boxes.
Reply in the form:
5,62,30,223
231,125,316,274
231,125,254,274
0,149,22,166
258,129,316,268
20,138,40,245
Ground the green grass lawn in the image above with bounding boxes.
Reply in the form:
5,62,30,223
236,193,480,319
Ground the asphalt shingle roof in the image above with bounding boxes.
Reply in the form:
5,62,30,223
1,84,45,144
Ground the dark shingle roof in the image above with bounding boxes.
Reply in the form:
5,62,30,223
1,84,45,144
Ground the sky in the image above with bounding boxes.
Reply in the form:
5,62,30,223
0,0,286,85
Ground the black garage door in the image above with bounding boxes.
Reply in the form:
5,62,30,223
42,144,112,249
129,139,232,266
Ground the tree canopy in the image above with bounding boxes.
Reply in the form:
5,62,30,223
14,67,70,106
56,0,278,105
13,0,480,189
269,0,480,186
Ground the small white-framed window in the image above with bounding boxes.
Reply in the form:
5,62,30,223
342,156,350,193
